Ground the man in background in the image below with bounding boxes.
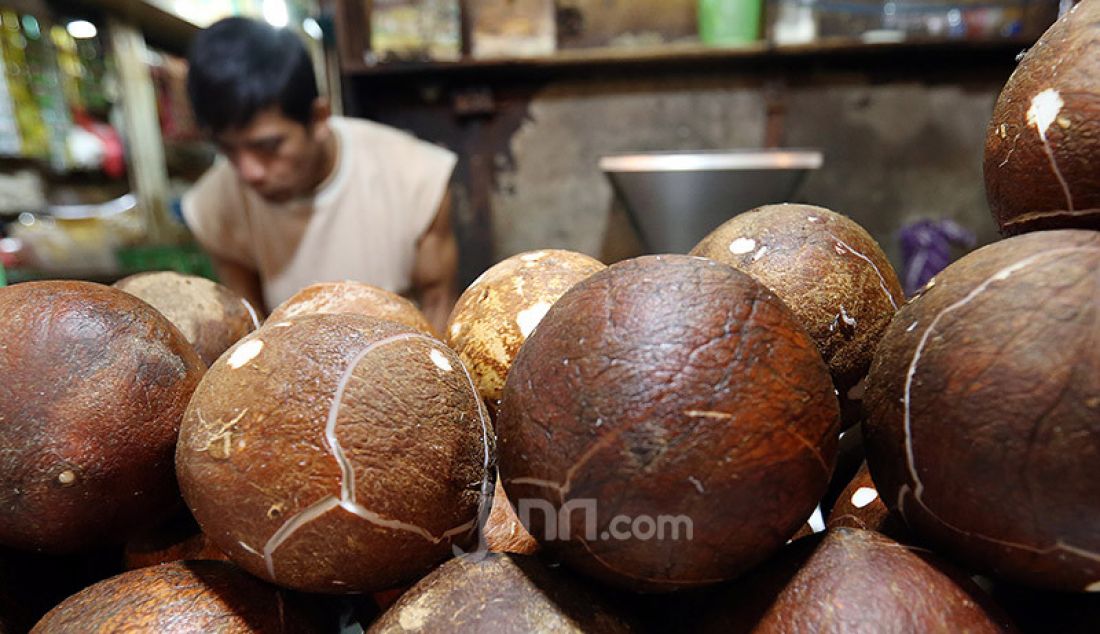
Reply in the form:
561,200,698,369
182,17,458,331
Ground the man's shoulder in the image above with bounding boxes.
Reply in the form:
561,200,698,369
332,116,411,143
181,158,254,265
185,158,241,210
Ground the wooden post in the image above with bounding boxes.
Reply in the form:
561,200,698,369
107,18,175,244
333,0,370,71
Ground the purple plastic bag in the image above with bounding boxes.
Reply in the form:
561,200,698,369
899,219,976,297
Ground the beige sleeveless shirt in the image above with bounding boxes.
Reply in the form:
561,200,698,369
181,117,456,311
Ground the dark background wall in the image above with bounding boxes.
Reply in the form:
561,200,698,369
346,47,1020,288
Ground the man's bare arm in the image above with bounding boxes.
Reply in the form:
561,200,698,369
413,189,459,336
210,253,267,319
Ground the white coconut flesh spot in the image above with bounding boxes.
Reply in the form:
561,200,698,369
807,216,821,223
449,322,463,338
1027,89,1063,140
516,302,552,339
521,251,547,263
398,596,433,630
228,339,264,369
429,348,453,372
1086,581,1100,593
753,246,769,261
728,238,757,255
851,487,879,509
807,505,826,533
1026,88,1076,211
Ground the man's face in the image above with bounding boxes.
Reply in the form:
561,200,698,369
213,107,325,203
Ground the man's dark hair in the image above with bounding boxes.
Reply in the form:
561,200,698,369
187,17,318,133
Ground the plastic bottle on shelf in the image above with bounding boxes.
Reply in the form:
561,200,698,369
699,0,765,45
770,0,818,45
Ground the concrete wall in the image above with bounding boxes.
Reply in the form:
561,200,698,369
492,76,1001,270
351,55,1015,287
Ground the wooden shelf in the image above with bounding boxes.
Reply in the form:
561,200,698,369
0,154,126,184
60,0,202,55
344,36,1034,80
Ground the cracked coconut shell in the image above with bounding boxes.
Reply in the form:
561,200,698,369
825,462,908,541
497,255,840,592
0,281,204,553
114,271,260,366
864,229,1100,591
483,479,539,555
176,314,492,593
690,204,904,414
984,0,1100,235
445,249,605,416
266,281,436,337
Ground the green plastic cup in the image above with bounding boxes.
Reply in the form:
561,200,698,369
699,0,763,45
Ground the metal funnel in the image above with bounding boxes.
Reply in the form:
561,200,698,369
600,149,823,254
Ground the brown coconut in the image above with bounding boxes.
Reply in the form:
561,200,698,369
701,528,1012,633
863,229,1100,591
30,560,322,633
369,553,635,633
818,424,867,515
114,271,260,366
984,0,1100,235
696,534,823,633
176,314,493,593
123,513,228,570
266,281,436,336
497,255,840,592
826,462,908,540
0,281,204,553
690,204,904,412
445,249,605,416
483,479,539,555
788,521,818,542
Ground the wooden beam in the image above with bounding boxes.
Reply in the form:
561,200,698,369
58,0,200,55
343,36,1033,79
332,0,369,71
